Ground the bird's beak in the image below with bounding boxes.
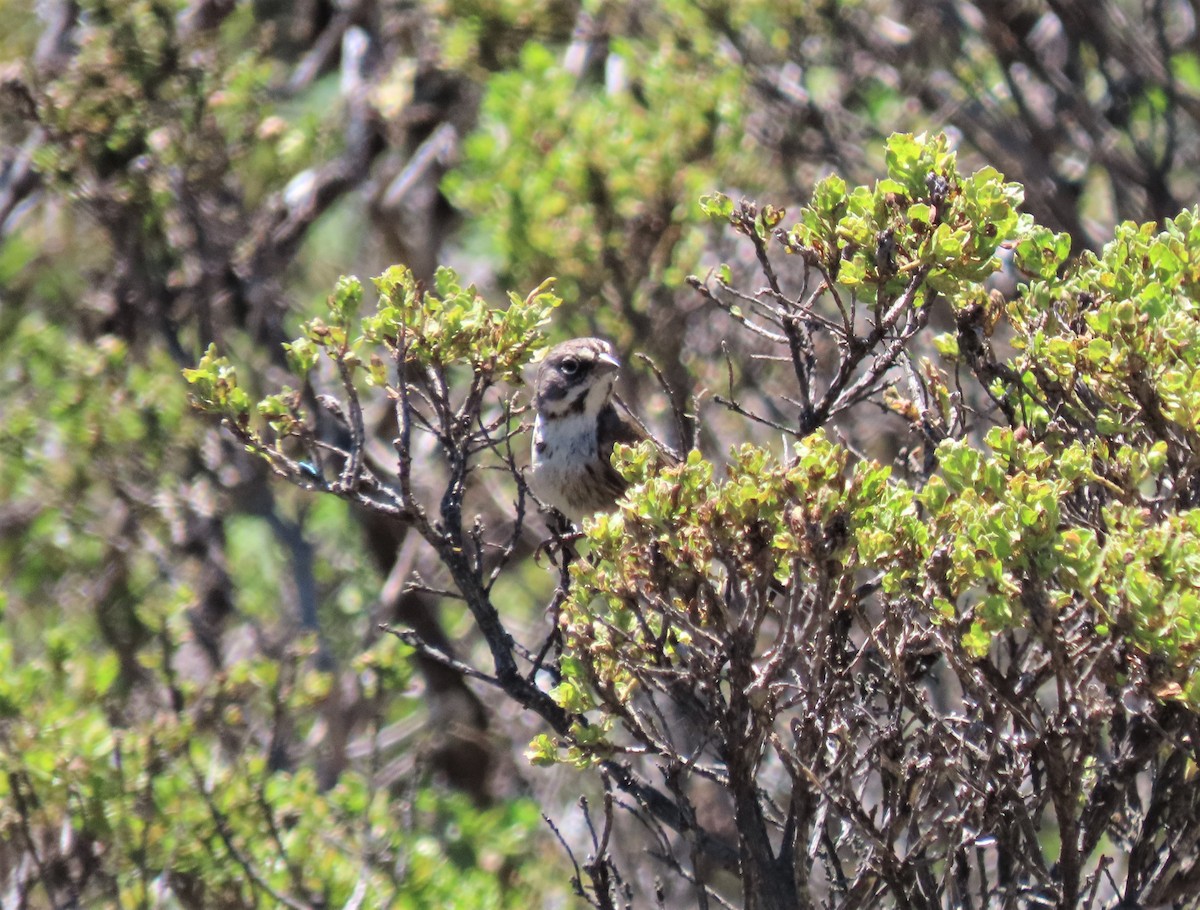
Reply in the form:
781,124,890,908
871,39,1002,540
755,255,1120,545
596,352,620,373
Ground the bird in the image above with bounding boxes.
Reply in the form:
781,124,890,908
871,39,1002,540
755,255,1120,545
529,337,647,523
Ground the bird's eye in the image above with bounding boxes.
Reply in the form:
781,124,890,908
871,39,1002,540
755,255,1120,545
559,357,580,376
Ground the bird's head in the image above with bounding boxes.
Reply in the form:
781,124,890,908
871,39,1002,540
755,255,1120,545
534,337,621,419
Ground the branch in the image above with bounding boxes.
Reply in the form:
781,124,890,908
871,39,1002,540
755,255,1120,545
380,625,500,686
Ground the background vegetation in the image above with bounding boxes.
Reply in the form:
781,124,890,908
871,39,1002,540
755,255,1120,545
5,1,1200,907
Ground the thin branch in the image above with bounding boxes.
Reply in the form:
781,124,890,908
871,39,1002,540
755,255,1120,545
380,625,500,686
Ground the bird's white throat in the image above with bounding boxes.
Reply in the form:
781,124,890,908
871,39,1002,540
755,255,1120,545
534,403,618,519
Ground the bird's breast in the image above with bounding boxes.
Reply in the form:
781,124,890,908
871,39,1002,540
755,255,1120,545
531,411,598,476
531,412,611,520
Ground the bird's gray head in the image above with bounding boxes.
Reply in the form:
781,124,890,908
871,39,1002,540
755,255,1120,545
534,337,621,419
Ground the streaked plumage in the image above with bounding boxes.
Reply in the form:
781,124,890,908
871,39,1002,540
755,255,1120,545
530,337,644,522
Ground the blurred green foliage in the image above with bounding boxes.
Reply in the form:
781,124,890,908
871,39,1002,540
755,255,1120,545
443,2,768,336
0,623,560,907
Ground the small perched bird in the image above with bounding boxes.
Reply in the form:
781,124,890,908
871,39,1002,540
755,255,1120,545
530,337,646,523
